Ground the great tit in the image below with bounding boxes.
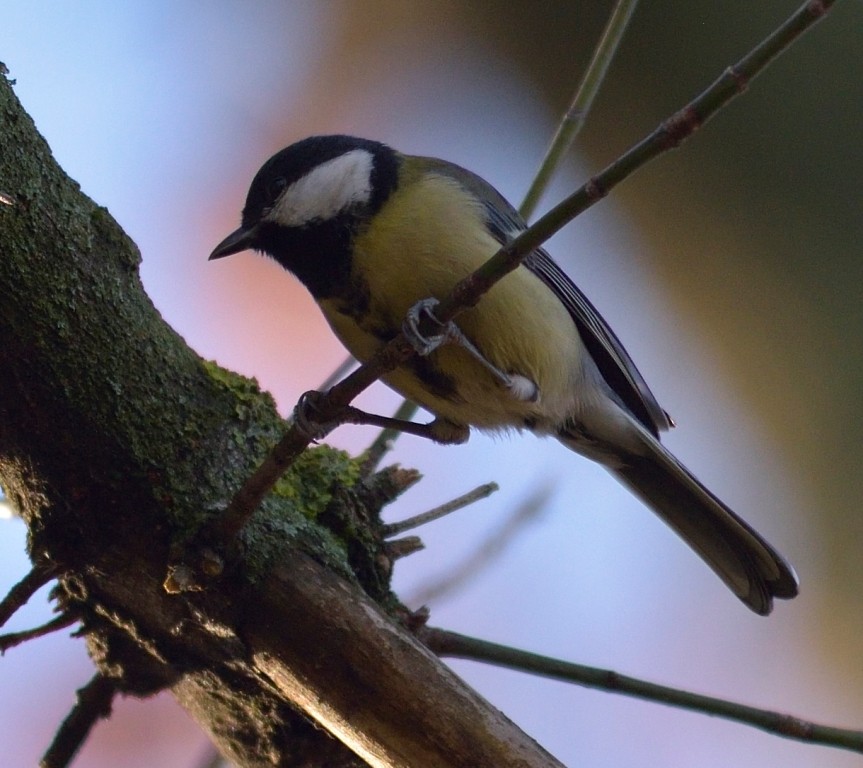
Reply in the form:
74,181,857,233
210,134,798,615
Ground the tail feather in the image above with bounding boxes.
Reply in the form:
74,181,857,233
562,430,798,615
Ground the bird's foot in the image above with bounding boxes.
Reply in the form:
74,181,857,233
292,390,338,442
403,298,539,403
403,298,460,356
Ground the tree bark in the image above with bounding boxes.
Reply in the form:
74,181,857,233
0,69,562,767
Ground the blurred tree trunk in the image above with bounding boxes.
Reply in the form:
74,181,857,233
0,72,562,768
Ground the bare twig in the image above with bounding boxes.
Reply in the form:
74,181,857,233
383,482,499,537
40,674,117,768
0,562,55,630
360,399,420,476
316,355,357,393
519,0,640,220
436,0,836,328
0,612,76,653
420,625,863,756
197,0,835,555
407,486,551,607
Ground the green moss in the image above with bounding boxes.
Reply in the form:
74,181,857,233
202,360,277,422
240,498,357,585
273,447,360,520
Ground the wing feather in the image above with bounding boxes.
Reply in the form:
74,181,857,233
420,157,671,436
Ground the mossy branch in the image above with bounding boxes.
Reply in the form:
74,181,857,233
0,68,562,767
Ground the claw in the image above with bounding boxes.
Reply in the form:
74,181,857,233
292,391,332,442
403,298,453,356
402,298,540,403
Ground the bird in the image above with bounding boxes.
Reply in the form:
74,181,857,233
210,134,798,614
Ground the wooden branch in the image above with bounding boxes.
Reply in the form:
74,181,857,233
245,551,562,767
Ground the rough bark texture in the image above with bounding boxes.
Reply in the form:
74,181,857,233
0,70,562,767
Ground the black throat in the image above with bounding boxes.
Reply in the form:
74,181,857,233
255,216,356,300
254,138,401,302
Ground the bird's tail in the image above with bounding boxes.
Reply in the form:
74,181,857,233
563,429,799,614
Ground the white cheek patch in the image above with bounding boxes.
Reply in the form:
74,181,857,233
268,149,374,227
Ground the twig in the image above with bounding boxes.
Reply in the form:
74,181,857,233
519,0,640,221
197,0,835,553
0,562,55,630
383,482,499,537
0,612,76,653
360,399,420,476
407,486,550,607
419,625,863,756
436,0,836,328
40,674,117,768
316,355,357,393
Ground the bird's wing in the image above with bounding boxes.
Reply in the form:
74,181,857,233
424,157,672,436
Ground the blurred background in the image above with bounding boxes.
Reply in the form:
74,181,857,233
1,2,861,766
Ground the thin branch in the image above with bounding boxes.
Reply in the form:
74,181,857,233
407,486,550,607
382,482,499,537
0,612,76,653
316,355,358,393
40,674,117,768
437,0,836,327
194,0,835,557
420,625,863,756
360,399,420,476
0,562,55,630
519,0,640,221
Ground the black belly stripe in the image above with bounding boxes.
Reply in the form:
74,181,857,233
405,356,462,403
331,304,462,404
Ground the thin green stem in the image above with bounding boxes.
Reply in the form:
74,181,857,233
317,355,357,393
519,0,640,221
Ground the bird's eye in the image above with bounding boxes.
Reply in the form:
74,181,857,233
268,176,287,199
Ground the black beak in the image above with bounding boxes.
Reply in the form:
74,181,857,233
209,225,257,260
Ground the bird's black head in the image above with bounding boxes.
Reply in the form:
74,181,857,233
209,135,400,298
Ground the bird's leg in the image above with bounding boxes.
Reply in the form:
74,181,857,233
293,390,469,445
403,298,539,403
340,407,470,445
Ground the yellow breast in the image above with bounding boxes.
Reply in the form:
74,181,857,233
319,171,584,431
